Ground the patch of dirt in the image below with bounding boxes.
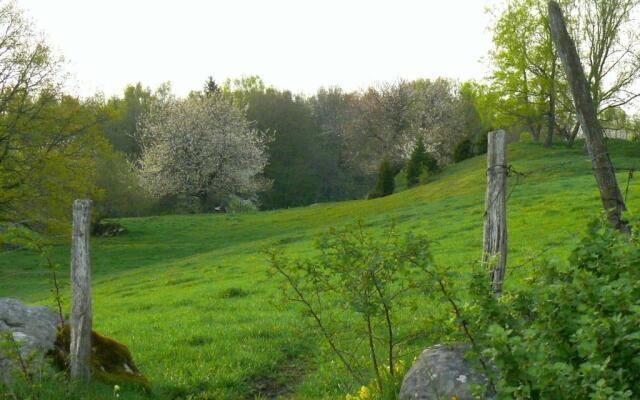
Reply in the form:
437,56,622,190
247,355,308,399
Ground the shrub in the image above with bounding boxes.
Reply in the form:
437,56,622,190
266,220,436,398
458,217,640,399
226,195,258,213
453,138,474,163
370,158,395,198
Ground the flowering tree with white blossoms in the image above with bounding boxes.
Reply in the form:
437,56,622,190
136,92,269,209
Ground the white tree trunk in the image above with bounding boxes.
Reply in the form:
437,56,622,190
483,130,507,296
70,199,92,381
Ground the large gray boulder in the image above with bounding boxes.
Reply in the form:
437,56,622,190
399,344,494,400
0,298,60,384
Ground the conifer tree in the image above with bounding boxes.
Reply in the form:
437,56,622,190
406,138,428,187
372,158,395,198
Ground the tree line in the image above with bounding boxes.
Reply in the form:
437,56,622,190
1,0,639,240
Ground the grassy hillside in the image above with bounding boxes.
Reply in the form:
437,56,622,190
2,140,640,399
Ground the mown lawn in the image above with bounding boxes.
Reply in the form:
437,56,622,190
2,140,639,399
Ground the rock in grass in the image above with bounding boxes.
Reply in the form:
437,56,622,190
0,298,60,385
53,326,150,391
399,344,494,400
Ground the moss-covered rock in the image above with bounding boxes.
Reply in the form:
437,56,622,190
52,326,150,391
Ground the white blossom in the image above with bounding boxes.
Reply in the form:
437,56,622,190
135,93,269,202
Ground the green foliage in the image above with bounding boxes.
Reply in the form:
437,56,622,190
370,158,395,198
453,138,474,163
460,217,640,399
95,149,155,219
98,83,152,157
266,220,434,398
475,130,489,154
225,195,258,214
224,83,323,209
0,93,107,237
519,131,533,143
222,81,370,209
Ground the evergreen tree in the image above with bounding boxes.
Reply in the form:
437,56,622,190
372,158,395,198
406,138,428,187
204,76,220,96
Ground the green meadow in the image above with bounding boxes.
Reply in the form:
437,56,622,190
2,140,639,399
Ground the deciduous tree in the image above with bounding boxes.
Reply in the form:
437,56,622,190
136,92,269,210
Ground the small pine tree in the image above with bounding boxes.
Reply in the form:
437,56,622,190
204,76,220,96
406,138,436,187
370,158,395,198
406,138,426,187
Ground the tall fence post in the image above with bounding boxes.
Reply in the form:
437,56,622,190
483,130,507,296
70,199,92,381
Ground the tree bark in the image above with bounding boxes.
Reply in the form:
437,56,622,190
483,130,508,296
70,199,92,381
548,1,628,232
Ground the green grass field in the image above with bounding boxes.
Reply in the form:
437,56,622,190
2,140,640,399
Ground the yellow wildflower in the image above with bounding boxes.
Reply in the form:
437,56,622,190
358,385,371,400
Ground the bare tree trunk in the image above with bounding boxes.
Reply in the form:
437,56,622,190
483,130,508,296
70,199,92,381
548,1,628,233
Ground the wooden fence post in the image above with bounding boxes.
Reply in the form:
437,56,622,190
483,130,507,296
547,1,628,233
70,199,92,381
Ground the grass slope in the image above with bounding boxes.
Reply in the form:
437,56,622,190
2,140,640,399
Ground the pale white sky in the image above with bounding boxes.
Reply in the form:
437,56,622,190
18,0,499,98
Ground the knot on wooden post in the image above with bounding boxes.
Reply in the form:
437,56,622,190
483,130,507,296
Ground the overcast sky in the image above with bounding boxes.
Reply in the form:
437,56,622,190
18,0,499,98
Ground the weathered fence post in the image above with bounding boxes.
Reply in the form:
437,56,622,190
70,199,92,381
547,1,628,233
483,130,507,296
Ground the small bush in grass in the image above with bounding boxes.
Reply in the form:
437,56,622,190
226,195,258,213
266,220,437,399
